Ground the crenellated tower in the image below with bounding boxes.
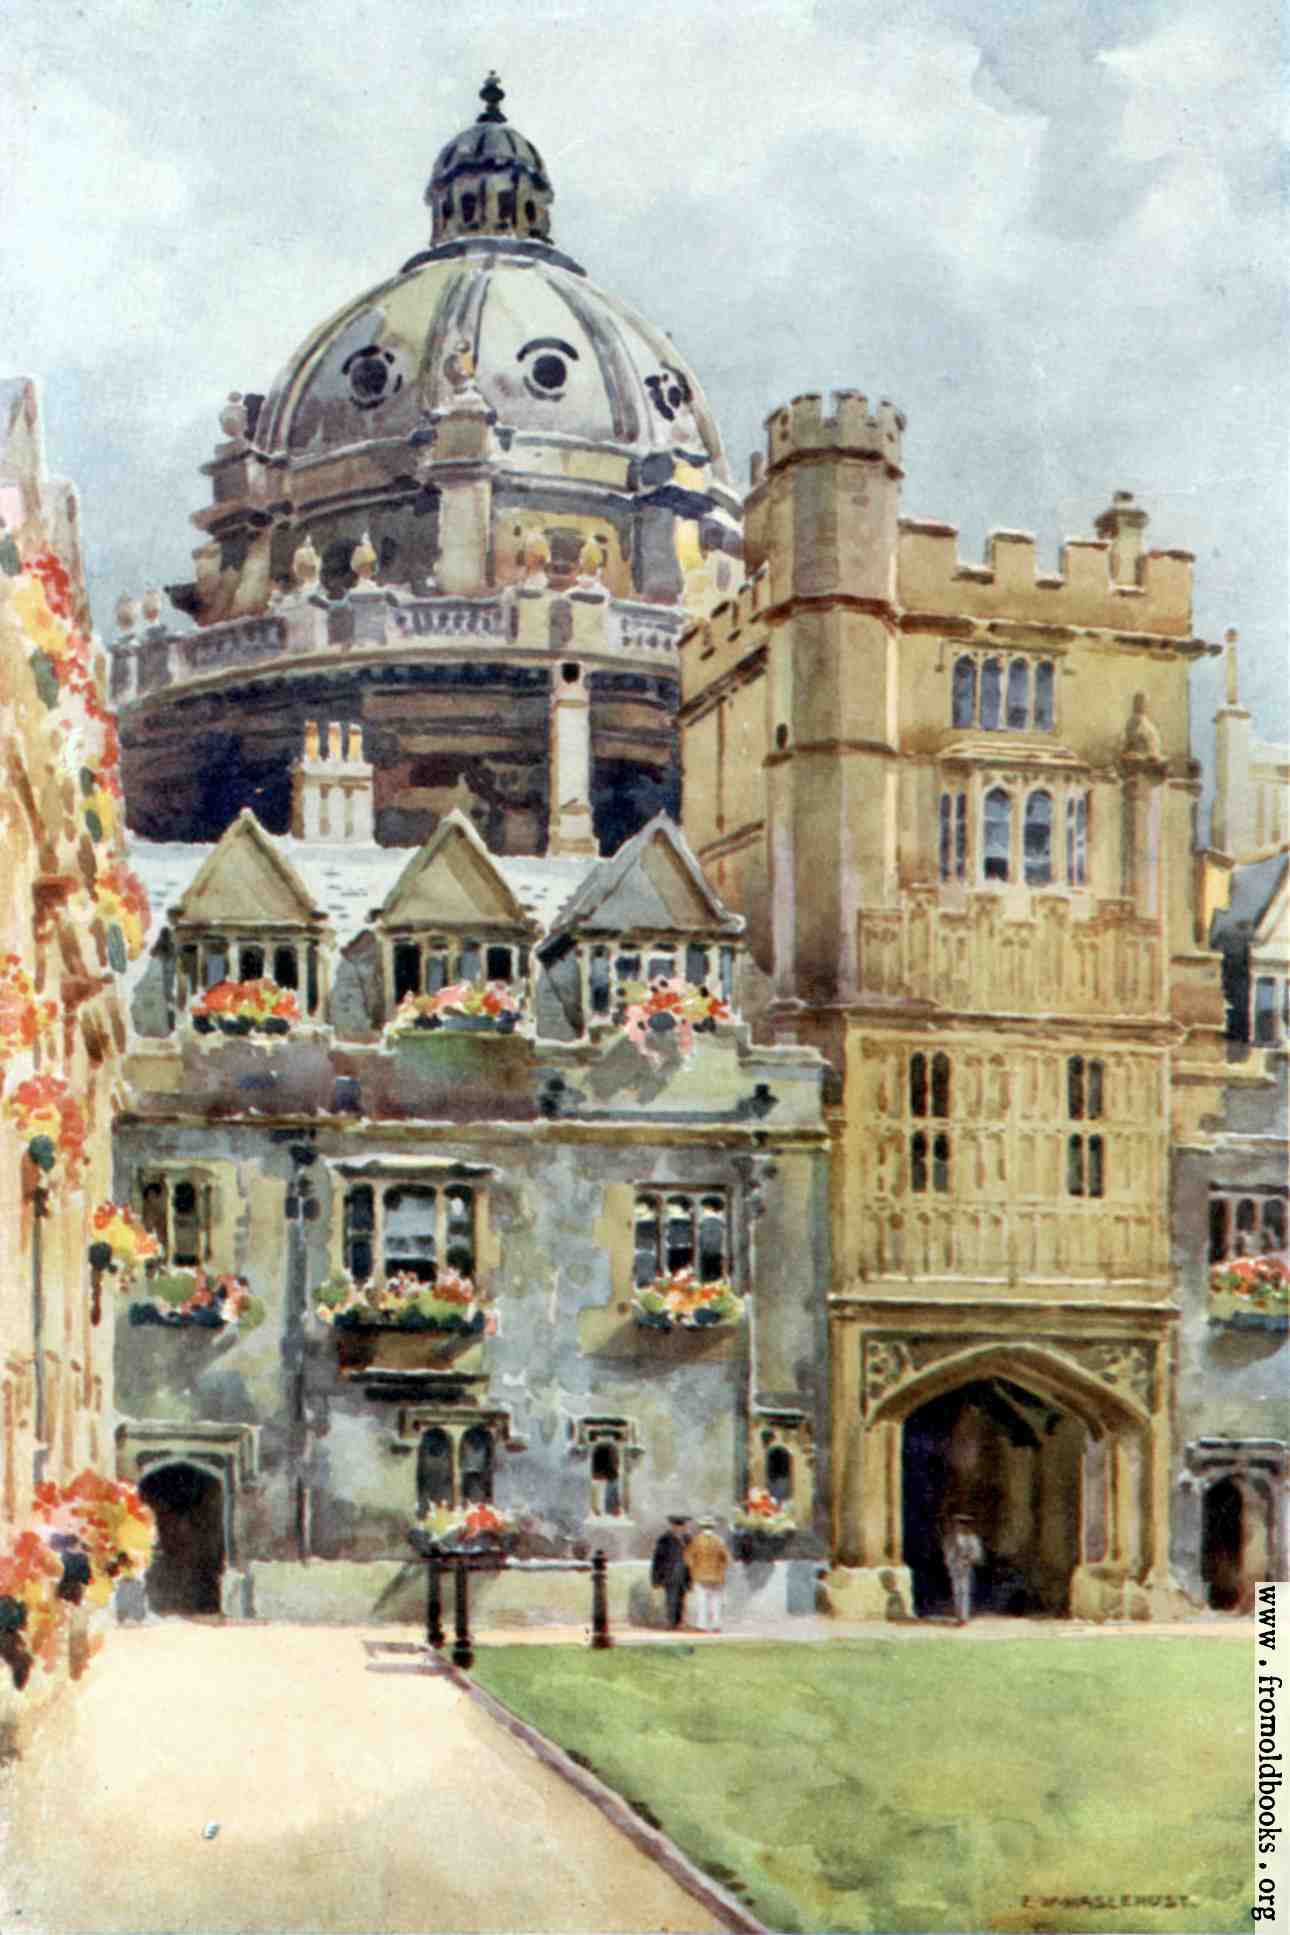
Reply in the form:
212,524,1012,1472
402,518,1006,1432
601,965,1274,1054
680,389,1231,1624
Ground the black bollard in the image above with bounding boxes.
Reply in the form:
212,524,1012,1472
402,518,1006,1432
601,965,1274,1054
426,1549,445,1651
451,1555,473,1670
590,1548,612,1650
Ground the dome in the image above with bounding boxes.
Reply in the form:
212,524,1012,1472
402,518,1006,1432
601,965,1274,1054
255,243,729,477
174,76,742,630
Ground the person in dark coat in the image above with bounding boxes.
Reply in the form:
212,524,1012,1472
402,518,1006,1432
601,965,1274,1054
651,1515,691,1629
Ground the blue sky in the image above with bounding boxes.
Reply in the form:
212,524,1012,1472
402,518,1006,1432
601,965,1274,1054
4,0,1286,785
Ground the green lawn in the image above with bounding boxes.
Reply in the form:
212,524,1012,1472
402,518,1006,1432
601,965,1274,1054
471,1638,1251,1934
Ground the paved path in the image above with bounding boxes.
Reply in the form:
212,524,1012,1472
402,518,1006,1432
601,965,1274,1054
0,1624,726,1935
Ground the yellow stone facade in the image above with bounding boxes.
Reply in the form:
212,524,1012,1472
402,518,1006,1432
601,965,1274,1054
681,390,1232,1619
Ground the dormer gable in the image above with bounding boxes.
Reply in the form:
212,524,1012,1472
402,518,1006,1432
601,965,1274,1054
174,810,323,929
543,814,742,946
379,811,534,933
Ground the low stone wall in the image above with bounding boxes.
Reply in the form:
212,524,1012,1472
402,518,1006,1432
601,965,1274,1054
244,1557,823,1628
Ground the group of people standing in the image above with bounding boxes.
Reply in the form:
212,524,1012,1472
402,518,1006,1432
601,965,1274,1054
650,1514,730,1632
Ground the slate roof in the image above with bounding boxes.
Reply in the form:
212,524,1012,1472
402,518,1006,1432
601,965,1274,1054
1211,851,1289,947
127,836,598,952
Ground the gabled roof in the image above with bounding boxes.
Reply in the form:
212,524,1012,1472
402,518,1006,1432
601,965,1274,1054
1211,849,1289,949
379,810,536,929
542,813,742,945
171,810,324,927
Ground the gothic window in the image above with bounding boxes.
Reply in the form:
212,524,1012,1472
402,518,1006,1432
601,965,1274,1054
633,1189,729,1286
179,933,320,1016
416,1430,454,1512
983,788,1012,881
980,658,1003,731
910,1130,928,1194
1253,977,1281,1045
931,1052,951,1118
1066,793,1089,886
932,1133,952,1193
591,1441,622,1516
343,1182,477,1286
576,1419,635,1519
1067,1133,1105,1198
589,945,612,1016
416,1424,500,1514
1068,1056,1104,1122
949,653,1055,731
939,792,967,881
1023,791,1054,886
909,1052,928,1117
952,657,976,728
766,1444,794,1507
137,1172,214,1268
387,935,527,1012
393,943,420,1003
1209,1189,1288,1260
459,1425,494,1505
1007,659,1031,730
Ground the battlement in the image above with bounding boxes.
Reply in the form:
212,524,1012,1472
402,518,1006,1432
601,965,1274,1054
679,566,771,702
898,515,1197,639
753,389,905,482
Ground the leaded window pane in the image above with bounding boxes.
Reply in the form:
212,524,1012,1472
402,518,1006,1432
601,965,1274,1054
1023,791,1053,886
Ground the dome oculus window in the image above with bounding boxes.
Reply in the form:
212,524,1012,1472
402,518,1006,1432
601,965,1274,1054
518,335,579,401
342,345,404,412
646,365,693,423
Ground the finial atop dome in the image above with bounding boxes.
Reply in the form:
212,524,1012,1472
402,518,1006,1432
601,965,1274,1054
477,72,506,124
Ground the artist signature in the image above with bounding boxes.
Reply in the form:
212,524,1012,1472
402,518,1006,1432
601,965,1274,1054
1020,1894,1199,1911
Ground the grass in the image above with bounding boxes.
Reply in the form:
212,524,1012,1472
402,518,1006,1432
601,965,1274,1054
471,1637,1252,1934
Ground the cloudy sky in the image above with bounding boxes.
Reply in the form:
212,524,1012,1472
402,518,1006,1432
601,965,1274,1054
4,0,1285,788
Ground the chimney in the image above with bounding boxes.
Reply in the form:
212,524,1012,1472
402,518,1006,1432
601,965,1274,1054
547,662,598,856
290,720,375,843
1094,491,1149,587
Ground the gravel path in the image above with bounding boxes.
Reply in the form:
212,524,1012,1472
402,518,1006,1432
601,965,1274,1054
0,1623,725,1935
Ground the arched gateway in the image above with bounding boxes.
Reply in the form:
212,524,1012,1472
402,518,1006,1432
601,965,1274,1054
830,1329,1173,1622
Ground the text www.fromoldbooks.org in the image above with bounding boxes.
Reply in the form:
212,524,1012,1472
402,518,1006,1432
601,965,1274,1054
1254,1581,1285,1927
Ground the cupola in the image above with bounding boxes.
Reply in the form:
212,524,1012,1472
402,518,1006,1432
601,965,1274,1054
425,73,553,246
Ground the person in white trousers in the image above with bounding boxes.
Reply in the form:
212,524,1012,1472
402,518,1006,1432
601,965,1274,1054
684,1518,730,1632
942,1515,984,1625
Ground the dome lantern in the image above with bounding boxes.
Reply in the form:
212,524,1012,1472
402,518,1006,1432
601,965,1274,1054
425,74,554,247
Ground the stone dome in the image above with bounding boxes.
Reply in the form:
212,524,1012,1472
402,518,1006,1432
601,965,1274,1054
254,242,729,476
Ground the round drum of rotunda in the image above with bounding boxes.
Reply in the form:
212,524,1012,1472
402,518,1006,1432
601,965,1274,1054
112,75,743,852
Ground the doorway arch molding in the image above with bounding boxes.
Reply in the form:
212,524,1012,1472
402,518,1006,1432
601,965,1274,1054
115,1421,260,1567
865,1337,1152,1438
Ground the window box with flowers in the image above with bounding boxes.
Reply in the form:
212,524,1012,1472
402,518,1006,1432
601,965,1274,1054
617,977,731,1064
632,1269,744,1332
315,1266,495,1372
1208,1253,1289,1333
732,1489,796,1560
191,978,302,1037
128,1265,265,1331
386,982,522,1037
409,1501,516,1556
88,1200,162,1324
